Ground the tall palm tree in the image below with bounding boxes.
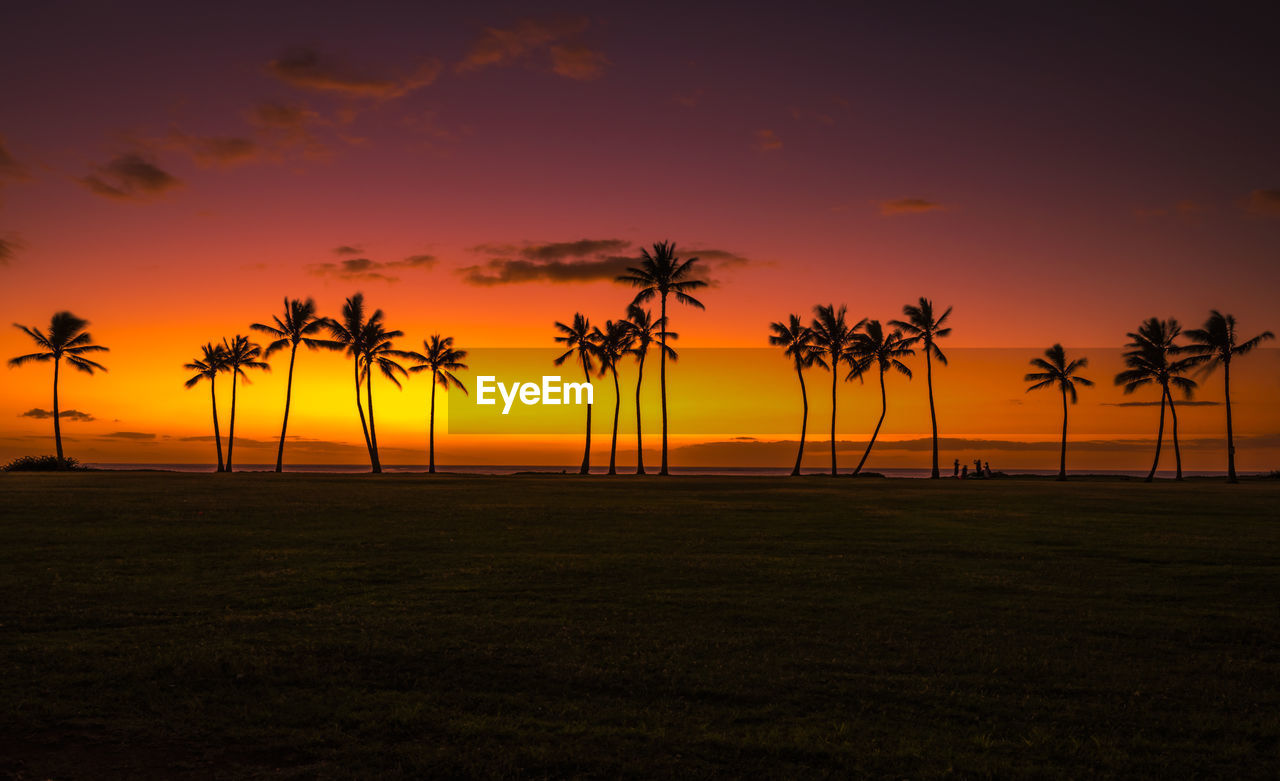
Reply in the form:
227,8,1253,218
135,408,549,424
554,313,599,475
1182,311,1273,483
251,297,340,473
406,335,469,473
809,304,865,476
592,319,635,475
1024,344,1093,480
621,305,675,475
9,312,109,465
847,321,915,476
220,334,269,472
617,241,707,475
889,298,952,478
1115,318,1197,482
325,294,376,469
183,342,228,472
769,314,821,476
358,317,412,474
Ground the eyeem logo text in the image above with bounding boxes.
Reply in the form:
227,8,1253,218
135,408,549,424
475,376,594,415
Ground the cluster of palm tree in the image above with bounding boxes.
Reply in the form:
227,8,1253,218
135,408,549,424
1027,311,1272,482
770,298,952,477
182,295,469,473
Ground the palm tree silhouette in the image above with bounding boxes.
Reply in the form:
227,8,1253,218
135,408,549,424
251,297,340,473
406,335,469,473
1024,344,1093,480
1182,311,1273,483
9,312,109,465
621,305,675,475
554,313,599,475
325,294,377,470
769,314,820,476
183,342,229,472
358,317,412,474
889,298,952,479
1115,318,1197,482
592,319,635,475
220,334,269,472
617,241,707,475
847,321,915,476
809,304,865,476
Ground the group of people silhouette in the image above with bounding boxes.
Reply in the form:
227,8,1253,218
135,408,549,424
954,458,992,479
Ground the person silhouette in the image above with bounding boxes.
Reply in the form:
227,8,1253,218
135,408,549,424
984,461,992,478
961,464,968,480
953,458,960,477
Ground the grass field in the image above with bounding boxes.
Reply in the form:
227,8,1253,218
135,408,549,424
1,473,1278,779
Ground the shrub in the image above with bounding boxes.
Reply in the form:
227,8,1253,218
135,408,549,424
1,455,87,472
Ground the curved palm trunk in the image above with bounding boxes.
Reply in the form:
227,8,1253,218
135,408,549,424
353,358,373,460
659,294,669,475
1224,359,1237,483
1145,390,1166,482
274,342,298,473
1166,385,1183,480
925,348,939,479
226,371,239,472
853,368,887,475
579,358,592,475
634,352,646,475
210,376,224,472
428,374,437,474
1057,386,1068,481
608,366,620,475
792,362,808,476
829,366,838,476
366,368,382,473
52,357,64,465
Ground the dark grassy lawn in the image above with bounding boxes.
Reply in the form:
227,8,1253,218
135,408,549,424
1,473,1278,779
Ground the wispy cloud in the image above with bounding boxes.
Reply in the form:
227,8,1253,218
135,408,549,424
0,136,28,186
1134,200,1206,219
879,198,947,216
753,129,782,152
20,408,95,422
166,131,260,168
1245,188,1280,217
333,245,364,256
307,254,437,283
0,232,21,265
457,18,606,80
80,154,182,201
268,48,440,98
459,239,757,286
101,431,156,440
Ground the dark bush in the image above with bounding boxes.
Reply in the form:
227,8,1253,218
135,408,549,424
2,455,87,472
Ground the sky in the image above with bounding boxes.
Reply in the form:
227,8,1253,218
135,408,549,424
1,1,1277,470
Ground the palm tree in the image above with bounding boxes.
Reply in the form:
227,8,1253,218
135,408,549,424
1115,318,1197,482
809,304,865,476
325,294,376,470
1182,311,1273,483
9,312,109,465
1024,344,1093,480
358,317,412,473
220,334,269,472
617,241,707,475
769,314,821,476
183,342,228,472
406,335,469,473
554,313,599,475
889,298,952,478
847,321,915,476
620,305,675,475
251,297,340,473
592,319,635,475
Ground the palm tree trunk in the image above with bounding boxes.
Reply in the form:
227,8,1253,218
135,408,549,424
1058,386,1068,481
608,366,620,475
428,374,437,474
274,342,298,473
366,368,382,473
1224,359,1236,483
792,363,808,476
926,348,939,479
1166,385,1182,480
829,367,838,476
634,353,646,475
853,368,887,475
1145,390,1166,482
210,376,224,472
580,358,592,475
52,356,64,465
659,294,669,475
353,358,373,463
227,371,238,472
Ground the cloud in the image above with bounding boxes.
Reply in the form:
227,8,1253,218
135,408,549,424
457,17,606,80
459,239,757,286
1134,200,1205,219
80,154,181,200
0,136,28,185
753,129,782,152
167,132,260,168
472,238,631,261
248,101,329,159
461,256,634,286
879,198,946,216
1103,400,1220,407
101,431,156,440
20,408,95,422
307,254,437,283
267,48,440,98
0,232,21,265
333,245,364,256
1245,188,1280,217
